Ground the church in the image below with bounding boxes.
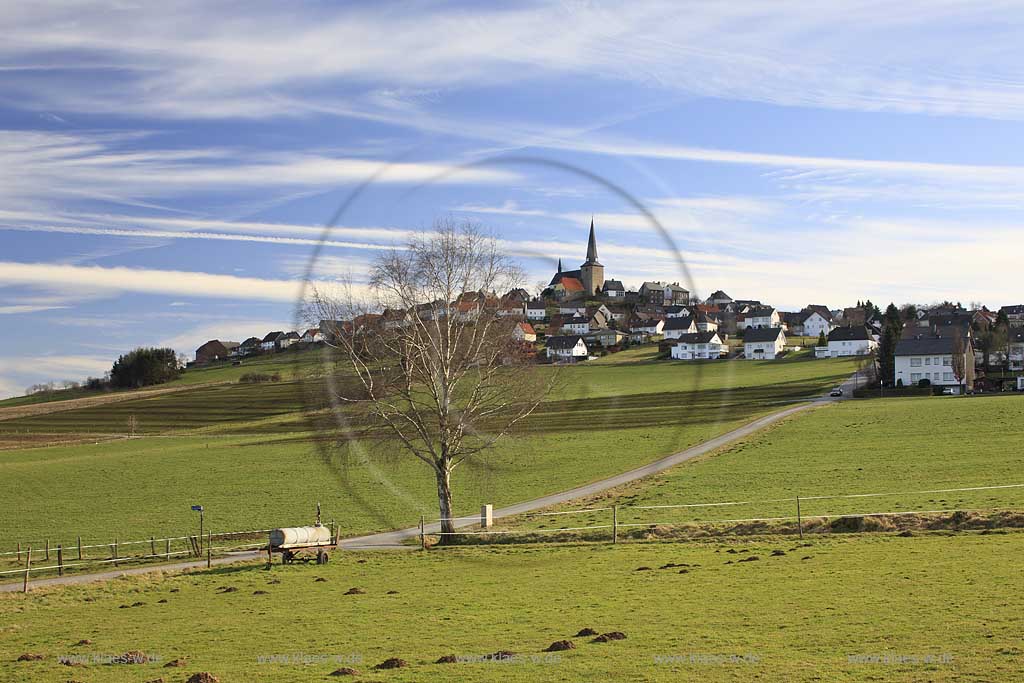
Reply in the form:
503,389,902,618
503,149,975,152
547,219,610,299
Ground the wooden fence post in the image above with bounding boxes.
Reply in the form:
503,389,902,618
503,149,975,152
16,541,21,563
112,539,118,567
612,506,618,544
45,539,50,561
206,532,212,569
77,536,82,561
23,547,31,593
150,537,156,557
57,545,64,577
165,538,171,560
419,515,425,550
796,496,803,540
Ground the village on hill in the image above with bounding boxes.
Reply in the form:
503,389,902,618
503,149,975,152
194,221,1024,396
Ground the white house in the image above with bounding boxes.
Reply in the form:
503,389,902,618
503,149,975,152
671,332,725,360
260,331,284,351
512,321,537,343
601,279,625,298
497,303,525,317
1006,329,1024,370
630,317,664,336
662,316,697,340
558,304,587,316
526,300,547,321
741,306,781,329
696,311,719,332
665,305,691,318
894,336,974,392
743,327,786,360
546,335,588,361
802,310,835,339
562,315,590,335
301,328,323,344
663,282,690,305
825,326,876,357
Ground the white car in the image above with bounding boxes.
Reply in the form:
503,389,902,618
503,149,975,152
829,387,843,397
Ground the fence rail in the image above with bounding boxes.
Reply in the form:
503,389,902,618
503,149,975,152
2,522,326,591
424,483,1024,545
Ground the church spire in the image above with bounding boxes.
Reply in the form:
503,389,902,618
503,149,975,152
585,217,600,264
557,258,563,273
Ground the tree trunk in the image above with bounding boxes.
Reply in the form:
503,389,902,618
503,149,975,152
435,466,456,545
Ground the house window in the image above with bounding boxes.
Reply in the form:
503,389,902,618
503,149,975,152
943,372,954,382
925,357,931,365
911,373,922,382
910,358,922,367
943,357,952,366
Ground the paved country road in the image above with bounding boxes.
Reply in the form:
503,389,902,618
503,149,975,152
3,380,857,592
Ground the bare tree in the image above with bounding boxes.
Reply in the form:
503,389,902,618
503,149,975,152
950,329,973,393
309,219,556,541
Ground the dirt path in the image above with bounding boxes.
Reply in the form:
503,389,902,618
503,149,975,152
3,385,851,593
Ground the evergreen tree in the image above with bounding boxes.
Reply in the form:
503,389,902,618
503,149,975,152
816,331,827,347
110,348,182,388
877,325,898,386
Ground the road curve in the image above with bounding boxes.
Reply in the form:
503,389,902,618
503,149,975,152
4,383,853,592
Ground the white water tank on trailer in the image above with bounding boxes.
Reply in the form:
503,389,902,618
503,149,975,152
269,525,332,549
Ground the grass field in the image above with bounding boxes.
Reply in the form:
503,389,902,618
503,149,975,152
508,393,1024,533
0,357,857,553
2,531,1021,682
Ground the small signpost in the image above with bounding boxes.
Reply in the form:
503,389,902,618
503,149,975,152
191,505,204,552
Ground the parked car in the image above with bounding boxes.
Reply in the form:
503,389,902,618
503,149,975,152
829,387,843,397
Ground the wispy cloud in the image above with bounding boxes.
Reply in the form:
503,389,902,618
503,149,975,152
4,2,1024,121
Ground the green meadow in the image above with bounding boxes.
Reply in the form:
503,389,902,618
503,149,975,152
2,532,1021,682
0,356,857,553
510,393,1024,533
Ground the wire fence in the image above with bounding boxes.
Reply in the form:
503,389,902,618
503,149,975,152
421,483,1024,546
2,522,331,590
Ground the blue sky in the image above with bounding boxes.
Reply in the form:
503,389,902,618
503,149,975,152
2,1,1024,397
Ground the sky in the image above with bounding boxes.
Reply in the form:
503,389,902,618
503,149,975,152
2,1,1024,397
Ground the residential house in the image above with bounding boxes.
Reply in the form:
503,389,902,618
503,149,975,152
301,328,324,344
782,311,806,335
497,302,525,318
260,331,285,351
707,290,733,307
545,335,589,361
639,281,666,305
558,303,587,316
825,326,876,357
586,328,628,348
195,339,239,364
670,332,725,360
512,321,537,343
601,279,625,298
586,304,612,330
629,314,665,336
278,331,301,349
801,306,835,339
525,299,548,321
665,305,691,318
1006,329,1024,370
563,315,591,335
662,316,697,340
894,335,975,392
663,282,690,305
503,288,531,305
999,304,1024,327
740,306,781,330
382,308,410,329
743,327,787,360
695,311,719,333
841,307,867,327
237,337,262,356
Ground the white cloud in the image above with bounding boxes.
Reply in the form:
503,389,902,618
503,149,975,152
0,261,306,303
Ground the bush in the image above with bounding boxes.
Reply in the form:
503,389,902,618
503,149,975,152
239,372,281,384
918,378,931,388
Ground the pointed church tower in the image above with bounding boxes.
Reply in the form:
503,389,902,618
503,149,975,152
556,258,563,273
580,217,604,296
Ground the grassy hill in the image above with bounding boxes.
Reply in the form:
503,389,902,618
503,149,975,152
0,356,858,552
2,531,1021,681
